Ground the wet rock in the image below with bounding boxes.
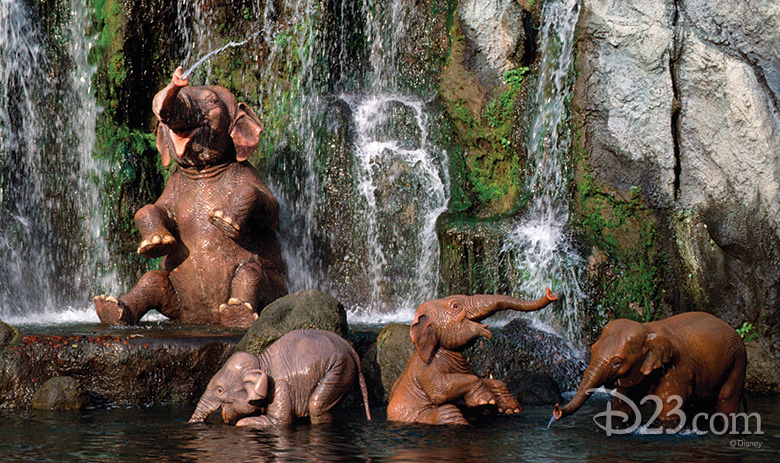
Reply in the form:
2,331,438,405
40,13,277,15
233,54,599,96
0,327,239,408
31,376,89,410
745,338,780,395
362,323,415,405
236,289,349,356
466,318,587,403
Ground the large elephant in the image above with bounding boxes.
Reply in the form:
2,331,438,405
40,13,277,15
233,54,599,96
189,329,371,426
95,67,287,328
386,289,558,425
552,312,746,427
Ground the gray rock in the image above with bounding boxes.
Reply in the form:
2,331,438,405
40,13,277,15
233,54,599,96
459,0,528,85
362,323,415,405
236,289,349,356
31,376,89,410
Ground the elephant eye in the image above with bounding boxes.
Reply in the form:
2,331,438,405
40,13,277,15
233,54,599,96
216,387,224,395
612,359,623,369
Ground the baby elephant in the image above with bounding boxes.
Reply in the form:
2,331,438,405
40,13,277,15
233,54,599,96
189,329,371,426
387,289,557,425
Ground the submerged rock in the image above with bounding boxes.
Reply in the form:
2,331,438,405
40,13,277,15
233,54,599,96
236,289,349,356
31,376,89,410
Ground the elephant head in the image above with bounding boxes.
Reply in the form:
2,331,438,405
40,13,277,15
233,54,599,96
410,288,557,362
152,67,263,169
189,352,269,424
552,319,674,420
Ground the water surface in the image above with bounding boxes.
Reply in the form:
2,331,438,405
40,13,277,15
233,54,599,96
2,397,776,462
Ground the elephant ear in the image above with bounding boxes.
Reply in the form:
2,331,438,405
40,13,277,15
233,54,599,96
230,102,264,162
243,369,269,402
154,122,172,167
640,332,673,375
410,312,438,363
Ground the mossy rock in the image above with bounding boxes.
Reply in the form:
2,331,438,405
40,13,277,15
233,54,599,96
236,289,349,356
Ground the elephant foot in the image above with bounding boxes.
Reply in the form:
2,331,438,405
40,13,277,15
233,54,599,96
137,233,176,258
219,298,257,328
94,295,133,325
209,209,241,240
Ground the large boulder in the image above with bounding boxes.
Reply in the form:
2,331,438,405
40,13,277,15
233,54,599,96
236,289,349,356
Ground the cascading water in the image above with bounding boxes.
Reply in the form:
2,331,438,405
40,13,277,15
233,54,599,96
0,0,113,324
501,0,585,340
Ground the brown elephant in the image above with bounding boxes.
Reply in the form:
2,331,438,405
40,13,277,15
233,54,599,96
386,288,558,425
95,67,287,328
552,312,746,428
189,329,371,426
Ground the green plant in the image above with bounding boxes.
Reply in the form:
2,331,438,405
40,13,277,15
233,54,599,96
736,322,760,342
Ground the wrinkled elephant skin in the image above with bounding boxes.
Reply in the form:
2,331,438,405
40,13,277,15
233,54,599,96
95,67,286,328
189,329,371,426
387,289,557,425
552,312,747,428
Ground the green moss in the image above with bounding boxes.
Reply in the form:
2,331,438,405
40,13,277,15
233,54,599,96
439,13,533,215
573,129,666,323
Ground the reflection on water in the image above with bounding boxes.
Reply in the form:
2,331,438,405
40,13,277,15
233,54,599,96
1,397,777,462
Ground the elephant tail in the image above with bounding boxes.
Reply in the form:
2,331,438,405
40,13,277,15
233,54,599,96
349,346,371,421
358,367,372,421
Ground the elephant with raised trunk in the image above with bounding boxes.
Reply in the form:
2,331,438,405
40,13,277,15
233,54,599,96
190,329,371,426
95,67,287,328
387,289,558,425
552,312,746,428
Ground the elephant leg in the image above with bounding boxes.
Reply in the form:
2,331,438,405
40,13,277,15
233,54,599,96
482,378,520,414
96,270,179,325
134,204,177,258
308,358,357,425
416,404,469,425
715,360,746,416
219,263,287,328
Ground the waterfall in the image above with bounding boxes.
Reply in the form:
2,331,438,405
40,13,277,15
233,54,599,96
0,0,111,324
501,0,584,339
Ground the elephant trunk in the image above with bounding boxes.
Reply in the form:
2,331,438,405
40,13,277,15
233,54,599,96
463,288,557,321
153,83,201,130
554,358,609,420
189,391,220,423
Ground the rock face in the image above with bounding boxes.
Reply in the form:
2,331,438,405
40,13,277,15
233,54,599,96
574,0,780,391
459,0,530,85
236,289,350,356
